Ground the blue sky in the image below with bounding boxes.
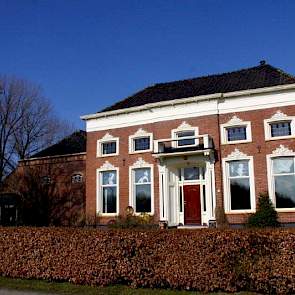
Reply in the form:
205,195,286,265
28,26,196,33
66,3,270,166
1,0,295,129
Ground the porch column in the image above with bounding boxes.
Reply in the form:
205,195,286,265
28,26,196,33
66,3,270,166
158,163,168,222
206,160,216,220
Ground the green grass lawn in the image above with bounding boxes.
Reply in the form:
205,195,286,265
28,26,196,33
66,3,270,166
0,276,257,295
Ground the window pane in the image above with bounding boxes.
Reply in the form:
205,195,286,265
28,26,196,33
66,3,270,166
227,127,247,141
271,122,291,137
179,187,183,213
183,167,199,180
102,142,116,154
135,184,151,212
177,131,195,146
273,157,294,174
229,161,249,177
102,187,117,213
230,178,251,210
134,137,150,151
275,175,295,208
135,168,151,183
102,171,117,185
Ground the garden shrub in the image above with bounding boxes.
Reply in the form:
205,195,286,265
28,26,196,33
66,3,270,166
109,212,156,229
0,227,294,294
247,192,280,228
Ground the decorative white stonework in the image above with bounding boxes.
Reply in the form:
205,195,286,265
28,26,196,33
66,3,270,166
132,157,150,168
132,128,149,137
176,121,193,131
226,115,243,125
99,161,116,170
226,148,248,160
101,133,115,140
270,110,288,121
272,145,294,156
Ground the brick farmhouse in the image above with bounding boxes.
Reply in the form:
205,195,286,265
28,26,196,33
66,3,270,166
81,62,295,227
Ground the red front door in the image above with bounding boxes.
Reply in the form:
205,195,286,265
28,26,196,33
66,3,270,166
184,185,201,225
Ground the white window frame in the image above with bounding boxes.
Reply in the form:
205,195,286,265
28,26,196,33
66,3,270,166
220,116,252,145
267,145,295,212
129,128,153,154
223,149,256,213
264,110,295,141
129,157,154,215
96,161,119,216
97,133,119,157
171,121,199,148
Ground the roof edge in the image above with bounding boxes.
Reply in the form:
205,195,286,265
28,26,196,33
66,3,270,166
81,83,295,121
20,152,86,162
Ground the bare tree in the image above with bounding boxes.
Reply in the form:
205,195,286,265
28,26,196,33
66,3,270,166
0,75,73,185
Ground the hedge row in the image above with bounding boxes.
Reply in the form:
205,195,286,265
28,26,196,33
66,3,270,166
0,227,294,294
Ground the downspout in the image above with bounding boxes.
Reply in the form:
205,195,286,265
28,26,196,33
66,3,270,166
216,94,225,212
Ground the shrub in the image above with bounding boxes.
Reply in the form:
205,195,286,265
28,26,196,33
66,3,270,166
109,212,156,229
247,192,280,228
0,227,294,294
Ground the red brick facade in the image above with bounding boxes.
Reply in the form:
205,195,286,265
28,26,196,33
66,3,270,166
86,104,295,225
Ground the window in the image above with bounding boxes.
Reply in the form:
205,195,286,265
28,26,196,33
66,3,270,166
134,137,150,151
270,122,291,137
102,141,116,155
223,150,255,213
71,173,83,183
100,170,117,214
129,129,153,154
97,133,119,157
227,160,251,210
227,127,247,142
176,131,195,146
133,168,151,213
183,167,199,180
264,111,295,140
129,160,154,215
220,116,252,144
271,157,295,209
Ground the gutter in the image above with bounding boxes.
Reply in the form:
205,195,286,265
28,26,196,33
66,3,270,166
80,83,295,121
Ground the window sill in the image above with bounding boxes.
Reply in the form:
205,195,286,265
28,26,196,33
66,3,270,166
275,208,295,213
222,140,252,145
97,153,119,158
265,135,295,141
225,210,255,214
129,149,153,155
98,213,119,217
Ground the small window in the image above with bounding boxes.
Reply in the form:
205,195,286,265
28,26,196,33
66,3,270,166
270,122,291,137
102,141,116,155
227,127,247,142
177,131,195,146
41,176,51,185
183,167,199,180
72,173,83,183
100,170,117,214
134,137,150,151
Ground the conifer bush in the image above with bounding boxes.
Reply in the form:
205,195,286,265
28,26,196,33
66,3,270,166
247,192,280,228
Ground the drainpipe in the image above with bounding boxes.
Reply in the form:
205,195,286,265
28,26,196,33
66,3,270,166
216,94,225,212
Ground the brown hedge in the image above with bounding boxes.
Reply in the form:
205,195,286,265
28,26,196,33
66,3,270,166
0,227,294,294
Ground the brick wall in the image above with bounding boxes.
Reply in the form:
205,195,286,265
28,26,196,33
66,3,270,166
5,154,86,226
86,105,295,225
